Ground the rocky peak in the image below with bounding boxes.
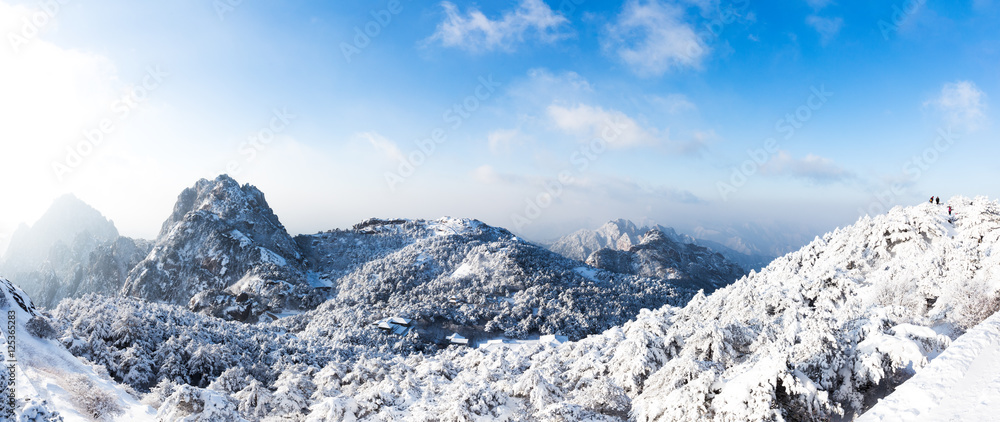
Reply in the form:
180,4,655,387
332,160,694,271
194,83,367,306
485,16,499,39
586,226,745,293
1,194,119,272
159,175,299,260
123,175,307,312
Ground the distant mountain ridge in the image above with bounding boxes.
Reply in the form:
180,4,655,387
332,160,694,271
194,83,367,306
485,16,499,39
0,195,150,308
550,219,774,272
1,194,119,273
3,176,748,333
585,228,745,293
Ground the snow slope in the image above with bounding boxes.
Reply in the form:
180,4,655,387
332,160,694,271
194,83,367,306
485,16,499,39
0,276,155,421
859,309,1000,421
32,196,1000,421
272,197,1000,421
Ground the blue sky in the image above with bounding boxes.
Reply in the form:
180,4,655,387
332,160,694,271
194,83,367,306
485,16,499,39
0,0,997,253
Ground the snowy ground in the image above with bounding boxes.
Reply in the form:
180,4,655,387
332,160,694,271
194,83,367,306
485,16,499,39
476,334,568,350
18,333,156,421
1,276,155,421
859,310,1000,421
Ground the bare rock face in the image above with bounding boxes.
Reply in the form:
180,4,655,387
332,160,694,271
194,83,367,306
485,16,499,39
122,175,308,310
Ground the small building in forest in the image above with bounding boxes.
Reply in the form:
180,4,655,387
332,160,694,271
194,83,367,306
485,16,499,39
374,317,413,336
446,333,469,346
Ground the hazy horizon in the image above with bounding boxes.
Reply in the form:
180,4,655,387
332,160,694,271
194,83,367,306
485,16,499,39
0,176,838,259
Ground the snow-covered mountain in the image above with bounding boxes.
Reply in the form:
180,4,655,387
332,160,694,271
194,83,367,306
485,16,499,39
0,195,151,308
549,218,651,260
1,194,119,273
4,176,740,332
551,219,774,272
213,197,1000,420
122,175,310,318
30,196,1000,421
585,228,745,293
291,217,699,343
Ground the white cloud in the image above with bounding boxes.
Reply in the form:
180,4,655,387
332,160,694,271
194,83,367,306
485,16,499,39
604,0,707,76
761,151,852,183
427,0,571,52
356,132,404,163
547,103,663,148
648,93,697,113
527,68,592,92
806,15,843,44
545,173,702,204
487,128,524,154
925,81,988,132
676,130,713,155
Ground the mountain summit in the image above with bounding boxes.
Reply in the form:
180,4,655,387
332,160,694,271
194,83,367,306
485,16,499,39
122,175,308,314
551,219,772,275
0,195,148,308
1,194,119,273
585,228,746,293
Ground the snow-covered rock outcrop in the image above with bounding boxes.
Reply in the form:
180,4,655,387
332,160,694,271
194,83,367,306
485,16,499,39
122,175,309,316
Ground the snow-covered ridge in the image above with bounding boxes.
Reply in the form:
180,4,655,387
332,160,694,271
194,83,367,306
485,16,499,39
550,218,774,272
0,195,150,309
350,216,496,238
267,196,1000,421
